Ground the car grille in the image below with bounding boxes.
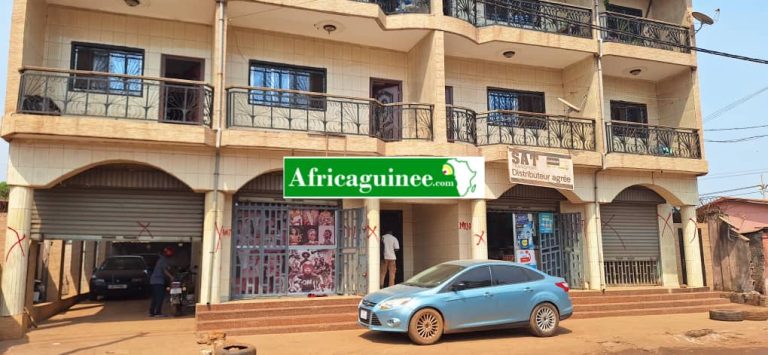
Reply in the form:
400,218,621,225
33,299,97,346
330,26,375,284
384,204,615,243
361,299,377,308
370,313,381,326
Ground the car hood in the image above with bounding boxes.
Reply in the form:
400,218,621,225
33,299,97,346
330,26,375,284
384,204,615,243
94,270,147,280
364,284,430,304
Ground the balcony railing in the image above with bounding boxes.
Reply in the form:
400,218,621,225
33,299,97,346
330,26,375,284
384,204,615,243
355,0,430,14
444,0,593,38
476,110,595,150
605,122,701,159
599,12,690,52
17,68,213,126
227,87,433,141
447,105,477,144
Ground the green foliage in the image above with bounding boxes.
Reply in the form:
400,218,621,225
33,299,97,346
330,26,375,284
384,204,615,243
0,182,9,200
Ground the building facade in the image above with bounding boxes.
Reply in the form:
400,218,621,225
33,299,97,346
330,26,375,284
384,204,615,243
1,0,707,337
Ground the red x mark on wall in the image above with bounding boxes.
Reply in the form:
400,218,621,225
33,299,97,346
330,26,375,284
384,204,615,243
214,222,232,253
6,226,27,262
657,212,674,238
137,221,155,239
474,231,486,246
365,225,378,241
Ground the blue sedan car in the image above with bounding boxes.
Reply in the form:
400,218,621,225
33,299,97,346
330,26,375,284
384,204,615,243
358,260,572,345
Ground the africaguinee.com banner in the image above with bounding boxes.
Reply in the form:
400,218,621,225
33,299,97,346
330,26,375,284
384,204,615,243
507,148,574,190
283,157,485,199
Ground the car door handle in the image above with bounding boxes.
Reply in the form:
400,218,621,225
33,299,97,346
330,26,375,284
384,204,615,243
524,287,534,293
484,292,494,298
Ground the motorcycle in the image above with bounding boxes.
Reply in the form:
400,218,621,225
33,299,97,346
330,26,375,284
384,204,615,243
168,267,196,316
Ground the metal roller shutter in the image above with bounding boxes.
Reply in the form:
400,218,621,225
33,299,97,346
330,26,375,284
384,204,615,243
488,184,564,212
600,202,660,258
32,188,204,241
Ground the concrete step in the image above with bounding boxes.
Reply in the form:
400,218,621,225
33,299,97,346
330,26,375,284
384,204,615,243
573,297,730,312
196,297,361,312
571,303,738,319
570,291,727,305
196,312,358,331
197,304,358,321
570,287,711,298
207,321,362,336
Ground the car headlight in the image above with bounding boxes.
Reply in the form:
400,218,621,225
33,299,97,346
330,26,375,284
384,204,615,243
378,298,413,311
131,278,144,282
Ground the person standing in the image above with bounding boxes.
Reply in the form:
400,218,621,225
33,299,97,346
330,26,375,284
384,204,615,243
380,230,400,288
149,247,174,317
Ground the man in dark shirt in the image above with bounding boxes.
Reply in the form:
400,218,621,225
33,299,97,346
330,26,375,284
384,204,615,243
149,247,174,317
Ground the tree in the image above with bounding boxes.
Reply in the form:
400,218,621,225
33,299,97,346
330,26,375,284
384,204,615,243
0,182,9,200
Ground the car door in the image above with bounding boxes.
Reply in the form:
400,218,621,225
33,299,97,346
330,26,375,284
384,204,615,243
436,266,496,330
490,265,537,323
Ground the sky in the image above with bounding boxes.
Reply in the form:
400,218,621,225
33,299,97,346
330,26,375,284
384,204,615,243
0,1,764,200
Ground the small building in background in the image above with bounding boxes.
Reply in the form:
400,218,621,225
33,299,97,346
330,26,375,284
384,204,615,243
698,197,768,299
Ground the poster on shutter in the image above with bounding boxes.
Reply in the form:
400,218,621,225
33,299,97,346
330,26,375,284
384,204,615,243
508,148,574,190
515,213,535,250
539,212,554,234
516,249,538,268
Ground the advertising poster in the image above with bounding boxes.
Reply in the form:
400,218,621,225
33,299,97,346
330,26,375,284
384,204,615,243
516,249,538,268
539,213,554,234
515,213,535,250
288,209,336,246
287,248,336,294
508,148,574,190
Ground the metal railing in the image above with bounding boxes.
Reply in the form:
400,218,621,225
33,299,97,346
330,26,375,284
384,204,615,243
599,12,690,52
444,0,593,38
604,258,660,286
476,110,596,150
17,68,213,126
446,105,477,144
606,122,701,159
355,0,430,14
227,87,433,141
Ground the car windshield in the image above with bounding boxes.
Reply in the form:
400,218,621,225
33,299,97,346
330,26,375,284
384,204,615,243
101,258,146,271
402,263,465,288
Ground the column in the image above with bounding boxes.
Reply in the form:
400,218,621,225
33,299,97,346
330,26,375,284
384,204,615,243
657,204,680,287
365,198,380,293
200,191,225,304
584,203,603,290
470,200,488,260
680,206,704,287
0,186,33,335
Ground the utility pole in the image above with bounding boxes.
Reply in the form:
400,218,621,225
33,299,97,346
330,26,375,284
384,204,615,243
761,175,767,199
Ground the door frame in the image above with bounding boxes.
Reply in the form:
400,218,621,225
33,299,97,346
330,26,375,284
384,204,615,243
369,78,403,140
159,54,206,123
380,209,404,285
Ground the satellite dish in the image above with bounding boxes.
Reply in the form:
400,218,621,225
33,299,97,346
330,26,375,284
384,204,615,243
557,97,581,113
692,10,717,33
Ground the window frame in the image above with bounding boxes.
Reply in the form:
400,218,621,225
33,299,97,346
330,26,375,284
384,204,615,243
248,60,327,110
490,265,530,286
610,100,649,138
444,265,493,291
485,0,543,28
69,42,146,97
487,88,547,129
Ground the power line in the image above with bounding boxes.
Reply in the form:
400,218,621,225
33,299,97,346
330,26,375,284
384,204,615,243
700,170,768,180
700,185,759,196
705,123,768,131
705,134,768,143
703,85,768,123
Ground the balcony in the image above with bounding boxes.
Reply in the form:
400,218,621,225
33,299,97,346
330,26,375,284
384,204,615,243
355,0,431,14
227,87,433,142
605,122,701,159
443,0,593,38
446,105,477,144
599,12,690,53
17,68,213,126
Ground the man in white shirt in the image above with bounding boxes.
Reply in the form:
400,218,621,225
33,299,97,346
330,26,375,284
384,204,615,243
380,230,400,288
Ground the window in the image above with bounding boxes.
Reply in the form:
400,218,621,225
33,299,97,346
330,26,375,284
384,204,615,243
610,100,648,137
490,265,529,285
606,4,643,17
486,0,542,28
605,5,644,40
249,61,326,109
449,266,492,290
70,42,144,95
487,88,546,129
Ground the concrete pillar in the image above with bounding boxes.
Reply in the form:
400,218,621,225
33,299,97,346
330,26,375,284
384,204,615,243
584,203,603,290
680,206,703,287
200,191,225,304
470,200,488,260
365,198,381,293
657,204,680,287
1,186,34,317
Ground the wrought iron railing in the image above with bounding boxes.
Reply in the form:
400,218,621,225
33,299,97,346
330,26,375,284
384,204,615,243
606,122,701,159
227,87,433,141
446,105,477,144
476,110,595,150
355,0,430,14
17,68,213,126
444,0,593,38
599,12,690,52
604,258,660,286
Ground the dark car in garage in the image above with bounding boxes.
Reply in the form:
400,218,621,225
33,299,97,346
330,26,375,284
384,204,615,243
89,256,150,300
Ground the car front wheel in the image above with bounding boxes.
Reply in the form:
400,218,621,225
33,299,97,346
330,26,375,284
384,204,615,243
408,308,444,345
529,303,559,337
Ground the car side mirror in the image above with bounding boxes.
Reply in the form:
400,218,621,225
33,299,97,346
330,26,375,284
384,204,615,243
451,281,468,292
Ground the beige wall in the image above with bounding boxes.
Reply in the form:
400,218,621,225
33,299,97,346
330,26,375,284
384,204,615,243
603,76,660,126
657,70,696,128
412,203,461,273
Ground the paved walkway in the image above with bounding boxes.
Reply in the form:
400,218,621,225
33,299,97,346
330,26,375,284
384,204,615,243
2,300,767,354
